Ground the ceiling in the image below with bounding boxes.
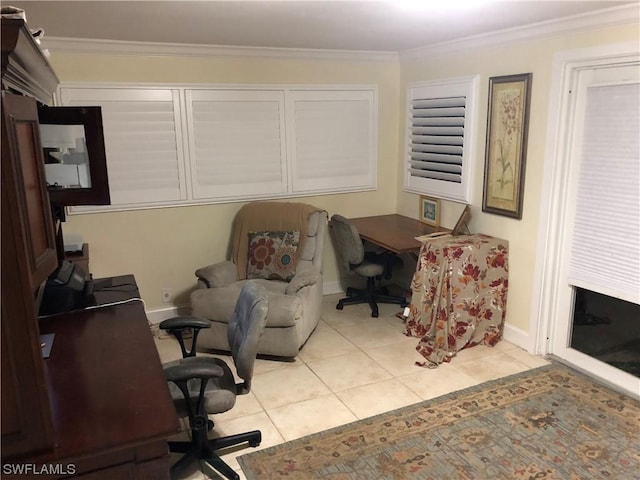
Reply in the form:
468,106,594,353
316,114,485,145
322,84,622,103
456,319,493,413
6,1,637,52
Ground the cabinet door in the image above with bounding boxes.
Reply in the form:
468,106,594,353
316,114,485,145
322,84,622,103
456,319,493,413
1,93,57,289
1,93,55,458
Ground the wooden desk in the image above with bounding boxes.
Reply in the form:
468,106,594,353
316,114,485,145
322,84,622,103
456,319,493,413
14,275,181,479
350,214,447,255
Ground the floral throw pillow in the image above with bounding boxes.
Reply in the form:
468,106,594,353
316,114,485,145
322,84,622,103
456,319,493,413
247,231,300,281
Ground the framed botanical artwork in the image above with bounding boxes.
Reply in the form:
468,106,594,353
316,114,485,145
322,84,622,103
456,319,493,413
482,73,532,219
419,195,440,227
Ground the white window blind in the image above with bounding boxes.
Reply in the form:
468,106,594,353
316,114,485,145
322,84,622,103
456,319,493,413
404,76,478,203
58,83,377,212
186,90,286,199
288,90,375,193
568,82,640,304
409,97,464,182
59,87,186,207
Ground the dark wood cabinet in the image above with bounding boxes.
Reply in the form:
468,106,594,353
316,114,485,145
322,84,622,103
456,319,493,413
1,19,58,459
0,247,54,458
2,93,58,289
1,19,179,478
1,18,59,105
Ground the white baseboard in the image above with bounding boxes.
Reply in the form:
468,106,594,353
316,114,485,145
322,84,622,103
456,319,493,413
323,281,345,296
146,304,191,325
503,323,533,352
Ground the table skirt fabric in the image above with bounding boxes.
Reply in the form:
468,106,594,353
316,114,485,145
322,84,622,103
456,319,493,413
405,234,509,366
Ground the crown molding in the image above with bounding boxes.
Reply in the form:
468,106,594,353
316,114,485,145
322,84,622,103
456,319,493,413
37,4,639,64
40,36,398,63
400,4,640,61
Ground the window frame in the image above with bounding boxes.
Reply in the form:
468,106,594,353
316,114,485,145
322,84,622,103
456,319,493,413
286,88,377,195
58,83,378,213
403,75,479,204
58,85,189,210
185,88,289,200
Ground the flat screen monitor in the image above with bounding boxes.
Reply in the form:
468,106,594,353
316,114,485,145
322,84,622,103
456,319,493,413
38,105,110,207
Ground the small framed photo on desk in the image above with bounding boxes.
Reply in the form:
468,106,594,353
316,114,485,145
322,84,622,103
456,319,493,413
419,196,440,227
452,205,472,236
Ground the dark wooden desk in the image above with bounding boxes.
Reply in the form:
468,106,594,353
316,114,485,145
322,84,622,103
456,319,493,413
15,275,181,479
350,214,448,255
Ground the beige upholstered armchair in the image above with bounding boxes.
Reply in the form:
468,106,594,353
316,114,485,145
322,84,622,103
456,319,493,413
191,201,327,358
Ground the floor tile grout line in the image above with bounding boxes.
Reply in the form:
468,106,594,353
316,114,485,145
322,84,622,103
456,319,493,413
313,310,432,415
265,392,357,443
263,309,422,426
304,344,399,395
321,308,430,381
304,315,388,396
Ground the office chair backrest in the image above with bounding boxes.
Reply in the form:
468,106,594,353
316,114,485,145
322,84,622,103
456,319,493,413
227,282,268,392
330,214,365,272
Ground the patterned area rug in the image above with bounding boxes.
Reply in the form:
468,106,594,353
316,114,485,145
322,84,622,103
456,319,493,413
239,363,640,479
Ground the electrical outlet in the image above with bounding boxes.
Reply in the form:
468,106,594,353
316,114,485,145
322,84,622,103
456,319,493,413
161,288,171,303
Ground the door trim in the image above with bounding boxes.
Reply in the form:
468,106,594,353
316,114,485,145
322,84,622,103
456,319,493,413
530,41,639,397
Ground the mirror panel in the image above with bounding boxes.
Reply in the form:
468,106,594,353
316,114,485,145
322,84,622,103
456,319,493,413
37,106,110,207
40,124,92,188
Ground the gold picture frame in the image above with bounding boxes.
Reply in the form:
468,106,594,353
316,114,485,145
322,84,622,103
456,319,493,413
419,196,440,227
482,73,532,219
451,205,471,236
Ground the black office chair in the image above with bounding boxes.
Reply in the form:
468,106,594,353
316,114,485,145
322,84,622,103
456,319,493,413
329,214,408,317
160,282,268,480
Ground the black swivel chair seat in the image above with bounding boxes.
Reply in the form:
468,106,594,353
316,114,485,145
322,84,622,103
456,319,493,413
160,282,268,480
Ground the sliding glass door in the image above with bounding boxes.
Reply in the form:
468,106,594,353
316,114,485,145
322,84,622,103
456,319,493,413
548,61,640,397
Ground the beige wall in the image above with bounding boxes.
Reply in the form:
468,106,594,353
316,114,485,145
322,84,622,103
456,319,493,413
397,23,639,337
50,20,638,341
49,52,400,309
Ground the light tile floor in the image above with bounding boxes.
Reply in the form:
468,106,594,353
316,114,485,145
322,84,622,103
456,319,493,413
154,294,550,480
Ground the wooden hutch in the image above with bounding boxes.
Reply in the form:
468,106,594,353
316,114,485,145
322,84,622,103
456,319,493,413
1,18,179,478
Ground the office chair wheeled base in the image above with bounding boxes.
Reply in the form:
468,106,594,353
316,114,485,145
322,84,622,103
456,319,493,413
337,277,408,318
169,425,261,480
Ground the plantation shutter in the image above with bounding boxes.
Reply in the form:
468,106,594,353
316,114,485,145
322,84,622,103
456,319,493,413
409,96,465,183
59,87,185,206
289,89,375,193
567,81,640,304
58,83,379,211
404,77,478,203
186,90,286,199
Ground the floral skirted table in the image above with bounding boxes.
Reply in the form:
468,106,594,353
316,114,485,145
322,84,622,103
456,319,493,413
405,234,509,366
